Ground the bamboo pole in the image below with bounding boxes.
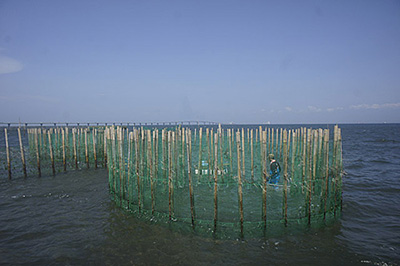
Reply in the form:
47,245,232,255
162,129,166,180
236,131,244,235
186,129,195,227
154,130,158,184
282,130,288,226
134,129,141,211
73,129,78,169
18,128,27,178
228,129,233,175
110,128,116,194
338,128,343,210
168,131,173,220
35,128,41,177
279,128,283,161
302,127,307,191
77,128,81,164
5,128,11,179
260,128,264,179
93,129,97,169
104,127,108,167
333,125,339,216
218,125,223,182
206,128,210,177
271,128,274,156
307,129,313,224
127,131,133,207
213,132,218,231
146,130,154,214
48,130,56,176
262,130,267,227
250,129,254,181
198,128,203,176
291,130,296,182
117,128,123,201
312,130,318,185
241,128,245,176
85,129,89,168
181,127,185,179
318,128,323,178
62,128,66,171
323,129,330,220
210,128,213,179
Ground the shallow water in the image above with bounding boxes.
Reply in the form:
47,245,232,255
0,124,399,265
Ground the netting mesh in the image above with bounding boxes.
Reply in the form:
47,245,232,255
1,125,342,238
106,125,343,238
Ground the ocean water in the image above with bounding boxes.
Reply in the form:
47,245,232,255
0,124,399,265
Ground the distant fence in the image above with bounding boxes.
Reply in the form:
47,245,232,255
0,121,219,128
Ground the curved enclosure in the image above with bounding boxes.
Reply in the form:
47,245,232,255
106,125,343,238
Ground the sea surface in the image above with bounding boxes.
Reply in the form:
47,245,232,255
0,124,399,265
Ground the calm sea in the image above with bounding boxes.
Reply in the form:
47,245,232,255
0,124,399,265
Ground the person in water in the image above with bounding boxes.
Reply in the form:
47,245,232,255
268,154,281,186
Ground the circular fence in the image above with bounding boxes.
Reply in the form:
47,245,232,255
106,125,343,238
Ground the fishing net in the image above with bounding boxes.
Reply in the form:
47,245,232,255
1,125,342,238
106,125,343,238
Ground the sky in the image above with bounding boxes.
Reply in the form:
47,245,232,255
0,0,399,124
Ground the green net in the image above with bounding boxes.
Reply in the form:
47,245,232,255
106,125,343,238
1,125,342,238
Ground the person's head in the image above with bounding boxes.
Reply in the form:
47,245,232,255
268,154,275,161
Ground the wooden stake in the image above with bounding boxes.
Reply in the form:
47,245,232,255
291,130,296,182
228,129,233,175
134,129,141,211
236,131,243,235
218,125,223,182
333,125,339,216
147,130,155,214
73,129,78,169
5,128,11,179
262,130,267,226
250,129,254,181
241,128,245,176
323,129,330,220
168,131,173,220
198,127,203,176
34,128,41,177
206,128,210,177
282,130,288,226
279,128,283,161
271,128,274,156
186,129,195,227
85,129,89,168
18,128,27,178
213,132,218,231
47,130,55,175
307,129,313,224
93,129,97,169
62,128,66,171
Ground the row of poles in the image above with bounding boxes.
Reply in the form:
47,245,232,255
2,125,342,235
3,127,107,179
105,125,343,235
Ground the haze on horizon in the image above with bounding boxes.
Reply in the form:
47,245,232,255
0,0,399,124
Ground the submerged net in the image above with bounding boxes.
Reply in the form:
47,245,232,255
106,125,343,238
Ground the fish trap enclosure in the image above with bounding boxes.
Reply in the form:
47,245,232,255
1,127,108,179
106,125,343,238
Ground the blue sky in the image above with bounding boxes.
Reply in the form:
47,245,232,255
0,0,399,124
